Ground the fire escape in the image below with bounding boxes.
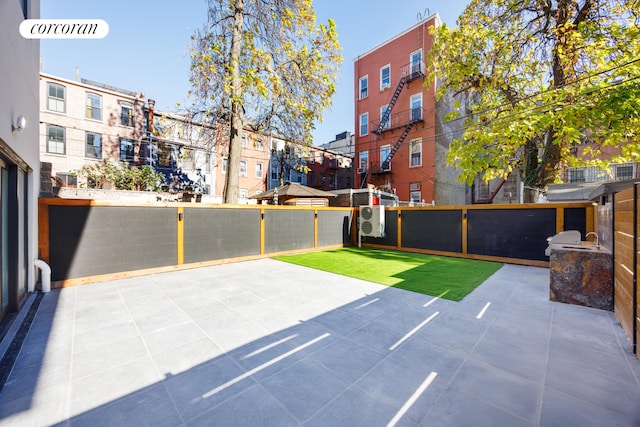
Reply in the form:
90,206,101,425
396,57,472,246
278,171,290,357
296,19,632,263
359,61,425,188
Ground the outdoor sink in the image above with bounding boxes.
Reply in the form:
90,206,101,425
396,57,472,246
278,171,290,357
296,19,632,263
561,242,600,251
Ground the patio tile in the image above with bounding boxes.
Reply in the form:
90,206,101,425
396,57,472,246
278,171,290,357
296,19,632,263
67,383,182,427
469,335,547,383
164,355,253,422
186,384,297,427
423,387,532,427
309,337,386,383
151,336,224,376
539,385,640,427
448,360,541,424
0,382,70,427
71,335,148,379
304,386,400,427
260,358,349,422
69,357,162,417
73,320,140,354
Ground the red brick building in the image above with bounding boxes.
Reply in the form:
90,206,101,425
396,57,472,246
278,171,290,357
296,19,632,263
354,14,439,204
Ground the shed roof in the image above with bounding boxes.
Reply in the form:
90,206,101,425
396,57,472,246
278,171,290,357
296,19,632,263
251,182,337,200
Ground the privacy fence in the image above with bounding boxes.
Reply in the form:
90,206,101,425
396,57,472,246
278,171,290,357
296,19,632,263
613,186,639,357
38,198,596,289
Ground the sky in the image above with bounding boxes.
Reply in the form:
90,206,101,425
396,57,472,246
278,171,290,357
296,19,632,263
40,0,470,146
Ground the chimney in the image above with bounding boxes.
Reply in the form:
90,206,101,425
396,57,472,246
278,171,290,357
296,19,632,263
147,99,155,134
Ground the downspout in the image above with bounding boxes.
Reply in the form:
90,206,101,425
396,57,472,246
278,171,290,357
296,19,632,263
34,259,51,293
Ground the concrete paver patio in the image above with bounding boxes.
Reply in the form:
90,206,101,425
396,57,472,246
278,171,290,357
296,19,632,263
0,259,639,426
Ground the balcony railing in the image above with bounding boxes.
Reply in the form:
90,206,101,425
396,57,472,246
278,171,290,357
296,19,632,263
371,107,424,134
561,162,638,183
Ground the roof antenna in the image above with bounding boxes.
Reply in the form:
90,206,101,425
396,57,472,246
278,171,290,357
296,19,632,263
417,8,430,21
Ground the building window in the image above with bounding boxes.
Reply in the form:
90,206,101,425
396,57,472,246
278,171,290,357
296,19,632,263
120,102,134,127
157,143,172,168
56,172,77,188
380,145,391,171
615,163,635,180
410,94,422,121
410,49,423,77
380,64,391,90
119,138,135,163
271,163,278,180
47,83,66,113
380,104,390,130
46,125,65,154
86,93,102,121
85,132,102,159
359,112,368,136
239,189,249,199
256,162,263,179
359,75,368,99
568,168,585,183
240,160,248,177
222,157,228,174
241,134,248,148
256,138,264,151
410,191,422,203
410,138,422,167
308,171,315,185
359,151,368,171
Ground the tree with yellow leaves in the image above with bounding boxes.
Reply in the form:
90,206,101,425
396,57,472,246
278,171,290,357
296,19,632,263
427,0,640,201
189,0,342,203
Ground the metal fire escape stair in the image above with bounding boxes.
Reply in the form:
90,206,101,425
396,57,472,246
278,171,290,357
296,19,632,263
374,78,406,135
378,119,419,173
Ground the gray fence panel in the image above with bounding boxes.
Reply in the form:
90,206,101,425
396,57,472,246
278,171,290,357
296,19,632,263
49,206,177,280
467,208,556,261
361,209,397,246
184,208,260,263
317,210,352,247
264,210,315,253
402,209,463,252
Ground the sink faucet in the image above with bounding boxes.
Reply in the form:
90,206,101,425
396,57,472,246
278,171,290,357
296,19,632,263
585,232,599,247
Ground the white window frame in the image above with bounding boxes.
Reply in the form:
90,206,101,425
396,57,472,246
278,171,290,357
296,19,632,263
410,191,422,203
380,64,391,90
359,151,369,170
47,83,66,113
359,112,369,136
410,93,422,121
256,162,264,179
359,75,368,99
85,131,102,159
240,159,248,177
86,92,102,121
46,125,65,154
241,134,248,148
119,138,135,163
239,188,249,200
120,101,134,127
380,104,390,130
380,145,391,171
410,49,423,76
222,157,228,174
409,138,422,167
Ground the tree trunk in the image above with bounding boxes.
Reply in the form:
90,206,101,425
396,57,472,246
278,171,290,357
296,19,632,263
223,0,245,204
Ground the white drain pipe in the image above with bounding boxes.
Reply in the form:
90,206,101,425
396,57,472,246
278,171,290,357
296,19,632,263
34,259,51,293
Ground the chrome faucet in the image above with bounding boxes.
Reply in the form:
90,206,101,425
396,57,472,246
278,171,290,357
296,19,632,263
585,232,599,247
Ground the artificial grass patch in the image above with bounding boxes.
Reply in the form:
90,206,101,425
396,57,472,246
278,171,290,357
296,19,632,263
273,247,503,301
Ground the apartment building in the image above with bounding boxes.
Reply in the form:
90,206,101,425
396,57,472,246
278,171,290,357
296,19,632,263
40,73,147,188
306,145,353,192
39,73,270,202
354,14,442,204
0,0,40,332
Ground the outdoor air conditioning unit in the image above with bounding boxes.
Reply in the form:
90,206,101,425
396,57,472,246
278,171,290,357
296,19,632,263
359,205,385,239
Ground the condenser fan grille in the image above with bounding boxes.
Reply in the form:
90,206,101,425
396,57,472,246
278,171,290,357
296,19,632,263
361,206,373,220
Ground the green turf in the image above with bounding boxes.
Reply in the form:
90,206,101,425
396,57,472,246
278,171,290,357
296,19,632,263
273,247,503,301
